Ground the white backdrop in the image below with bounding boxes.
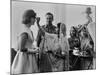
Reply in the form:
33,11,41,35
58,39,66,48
11,1,95,49
0,0,99,75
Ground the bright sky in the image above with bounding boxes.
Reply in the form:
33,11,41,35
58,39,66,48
11,1,96,49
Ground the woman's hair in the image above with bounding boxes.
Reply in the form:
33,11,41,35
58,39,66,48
57,22,61,29
22,9,36,24
57,23,61,38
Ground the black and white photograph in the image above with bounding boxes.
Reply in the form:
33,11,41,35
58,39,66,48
11,0,96,74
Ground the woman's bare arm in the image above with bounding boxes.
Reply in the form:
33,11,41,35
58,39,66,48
18,32,28,51
18,33,38,53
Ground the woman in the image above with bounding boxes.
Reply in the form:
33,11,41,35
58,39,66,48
80,27,94,70
11,9,39,74
68,26,80,50
77,7,94,70
68,26,81,70
56,23,69,71
36,20,69,71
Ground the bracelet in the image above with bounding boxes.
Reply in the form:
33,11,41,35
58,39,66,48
21,48,27,52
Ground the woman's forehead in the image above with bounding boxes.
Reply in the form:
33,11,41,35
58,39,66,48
70,27,75,31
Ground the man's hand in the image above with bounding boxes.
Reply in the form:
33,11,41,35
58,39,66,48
36,17,45,36
36,17,40,24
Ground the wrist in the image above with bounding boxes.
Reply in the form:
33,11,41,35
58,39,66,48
21,48,27,52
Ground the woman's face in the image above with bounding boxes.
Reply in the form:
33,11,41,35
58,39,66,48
81,29,88,38
61,24,65,33
30,17,35,25
70,28,76,37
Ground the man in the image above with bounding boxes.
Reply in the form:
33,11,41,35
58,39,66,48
36,12,57,72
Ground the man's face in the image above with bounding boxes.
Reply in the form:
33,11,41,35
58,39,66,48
46,15,53,24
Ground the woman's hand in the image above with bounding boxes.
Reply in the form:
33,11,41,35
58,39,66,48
36,17,40,24
28,48,39,54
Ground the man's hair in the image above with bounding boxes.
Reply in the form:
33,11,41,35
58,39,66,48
46,12,54,19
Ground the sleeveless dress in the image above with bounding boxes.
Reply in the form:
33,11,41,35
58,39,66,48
11,26,38,74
